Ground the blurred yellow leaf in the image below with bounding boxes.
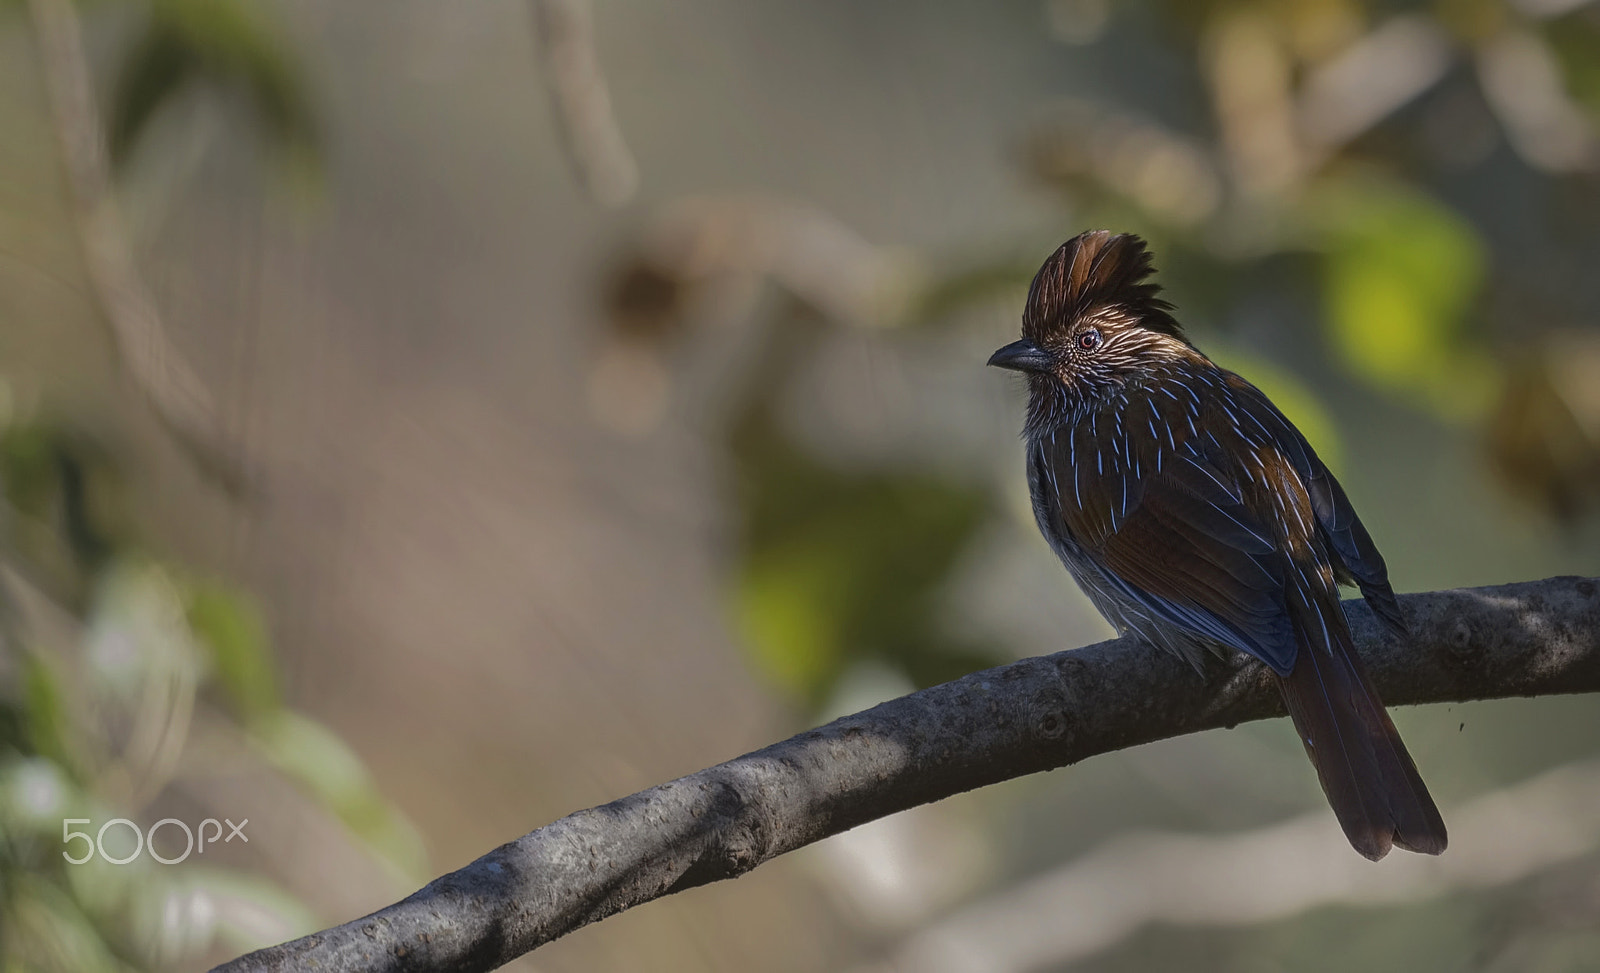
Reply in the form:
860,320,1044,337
735,550,843,699
1312,174,1497,419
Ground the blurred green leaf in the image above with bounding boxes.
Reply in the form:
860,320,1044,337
185,580,280,723
109,13,196,169
0,696,26,756
19,656,76,778
2,876,122,973
1546,12,1600,117
1312,174,1496,419
735,549,841,698
0,417,411,968
110,0,320,171
0,424,121,599
0,423,60,521
732,407,993,706
251,712,428,881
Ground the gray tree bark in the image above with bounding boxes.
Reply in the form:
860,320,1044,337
212,576,1600,973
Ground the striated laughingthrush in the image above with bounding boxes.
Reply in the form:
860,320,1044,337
989,231,1446,860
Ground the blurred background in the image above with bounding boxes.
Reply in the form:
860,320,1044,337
1,0,1598,970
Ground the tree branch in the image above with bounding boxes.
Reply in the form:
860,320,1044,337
211,575,1600,973
531,0,640,207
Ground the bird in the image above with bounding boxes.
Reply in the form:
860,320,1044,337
988,230,1447,860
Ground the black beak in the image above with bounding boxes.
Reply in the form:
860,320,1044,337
987,339,1053,373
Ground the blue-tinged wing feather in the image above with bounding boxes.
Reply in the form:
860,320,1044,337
1226,377,1408,639
1037,418,1300,675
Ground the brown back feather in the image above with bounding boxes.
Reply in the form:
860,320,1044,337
1022,230,1183,342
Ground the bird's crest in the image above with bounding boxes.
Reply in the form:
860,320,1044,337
1022,231,1183,342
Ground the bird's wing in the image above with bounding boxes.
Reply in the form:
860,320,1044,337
1044,416,1300,674
1225,379,1408,638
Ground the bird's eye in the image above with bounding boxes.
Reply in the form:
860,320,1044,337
1078,328,1102,351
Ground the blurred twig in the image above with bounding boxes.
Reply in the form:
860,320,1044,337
213,576,1600,973
532,0,639,207
27,0,250,496
622,195,917,329
1477,27,1600,172
1297,16,1452,157
590,195,920,434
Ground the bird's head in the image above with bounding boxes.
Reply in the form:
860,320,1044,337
989,231,1191,421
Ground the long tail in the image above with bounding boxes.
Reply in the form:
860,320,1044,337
1275,629,1448,860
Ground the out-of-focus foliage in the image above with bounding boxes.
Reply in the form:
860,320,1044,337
1312,173,1496,418
731,399,993,704
109,0,320,175
602,0,1600,715
1488,330,1600,522
187,580,279,723
2,5,374,966
0,411,423,972
1549,10,1600,112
